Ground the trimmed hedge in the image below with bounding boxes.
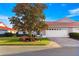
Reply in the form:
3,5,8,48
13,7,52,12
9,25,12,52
0,32,14,37
4,32,14,37
69,32,79,39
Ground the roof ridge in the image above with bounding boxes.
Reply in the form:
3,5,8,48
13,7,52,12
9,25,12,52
56,17,76,22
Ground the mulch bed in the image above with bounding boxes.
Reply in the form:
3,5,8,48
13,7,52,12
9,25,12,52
19,36,37,42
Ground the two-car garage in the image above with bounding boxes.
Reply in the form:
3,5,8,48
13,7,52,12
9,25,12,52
45,29,69,37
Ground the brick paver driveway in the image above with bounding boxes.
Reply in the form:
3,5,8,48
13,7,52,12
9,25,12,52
49,37,79,47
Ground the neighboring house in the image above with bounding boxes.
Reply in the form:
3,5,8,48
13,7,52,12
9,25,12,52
42,18,79,37
0,22,15,34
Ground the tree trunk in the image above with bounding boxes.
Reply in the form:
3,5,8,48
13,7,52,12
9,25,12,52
28,31,32,37
23,31,26,36
28,31,35,41
37,31,40,35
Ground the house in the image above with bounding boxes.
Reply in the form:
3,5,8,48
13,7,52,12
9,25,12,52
0,22,15,34
42,18,79,37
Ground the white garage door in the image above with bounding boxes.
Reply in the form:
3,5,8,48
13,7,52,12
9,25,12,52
45,30,69,37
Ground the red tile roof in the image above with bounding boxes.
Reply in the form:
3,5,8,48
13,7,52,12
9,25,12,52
0,26,14,30
0,22,14,31
46,18,79,28
46,22,79,27
56,18,76,22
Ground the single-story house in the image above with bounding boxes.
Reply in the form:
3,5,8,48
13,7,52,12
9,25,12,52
42,18,79,37
1,17,79,37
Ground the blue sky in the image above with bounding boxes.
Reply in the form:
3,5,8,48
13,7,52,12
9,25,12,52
0,3,79,28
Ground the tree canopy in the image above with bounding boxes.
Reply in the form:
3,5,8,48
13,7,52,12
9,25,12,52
9,3,48,36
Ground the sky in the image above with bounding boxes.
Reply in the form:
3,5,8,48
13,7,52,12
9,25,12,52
1,3,79,28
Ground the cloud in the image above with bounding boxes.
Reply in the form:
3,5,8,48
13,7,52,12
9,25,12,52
66,8,79,17
69,8,79,14
66,14,76,17
0,15,12,28
0,15,9,20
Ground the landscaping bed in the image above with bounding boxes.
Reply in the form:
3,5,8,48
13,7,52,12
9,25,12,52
0,37,50,46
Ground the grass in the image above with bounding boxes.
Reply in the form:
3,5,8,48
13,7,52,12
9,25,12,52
0,37,50,46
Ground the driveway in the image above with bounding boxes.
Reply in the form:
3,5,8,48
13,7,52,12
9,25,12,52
49,37,79,47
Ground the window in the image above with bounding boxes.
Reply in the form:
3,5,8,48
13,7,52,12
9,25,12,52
48,28,51,30
48,28,65,30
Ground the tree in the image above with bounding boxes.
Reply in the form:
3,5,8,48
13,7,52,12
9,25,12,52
9,3,48,38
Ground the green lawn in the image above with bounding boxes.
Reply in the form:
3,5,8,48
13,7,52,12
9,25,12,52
0,37,50,46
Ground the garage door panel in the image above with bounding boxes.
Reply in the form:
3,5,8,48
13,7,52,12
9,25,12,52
46,30,69,37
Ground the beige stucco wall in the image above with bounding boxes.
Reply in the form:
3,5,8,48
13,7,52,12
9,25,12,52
72,28,79,33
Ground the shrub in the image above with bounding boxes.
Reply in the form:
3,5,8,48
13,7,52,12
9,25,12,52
0,34,5,37
16,32,30,37
4,32,14,37
69,32,79,39
0,32,14,37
